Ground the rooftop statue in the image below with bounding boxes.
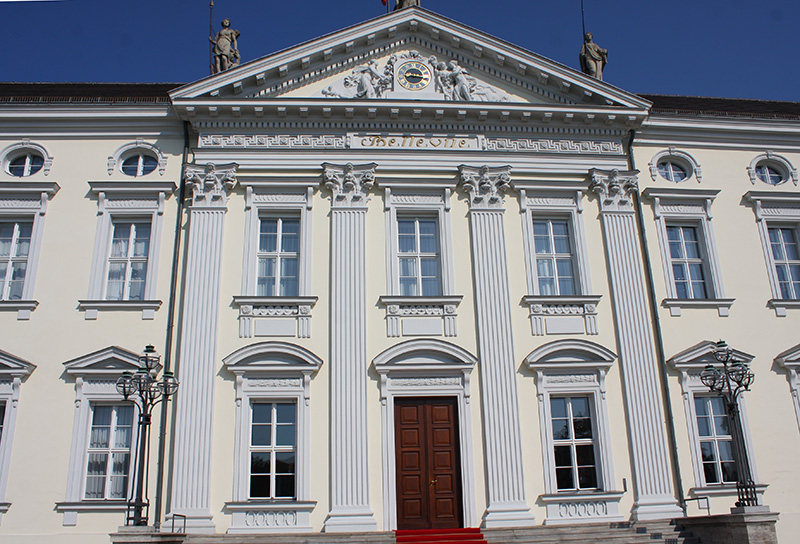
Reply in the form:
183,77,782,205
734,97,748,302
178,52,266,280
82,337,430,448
579,32,607,80
395,0,420,10
210,18,240,74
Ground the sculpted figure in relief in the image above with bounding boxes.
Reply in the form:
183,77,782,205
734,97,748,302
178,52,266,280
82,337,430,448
579,32,607,80
353,60,386,99
395,0,420,10
210,18,240,74
448,61,473,101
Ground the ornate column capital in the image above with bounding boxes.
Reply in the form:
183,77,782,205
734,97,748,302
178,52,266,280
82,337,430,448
590,168,639,213
459,165,513,210
185,162,238,207
323,162,377,208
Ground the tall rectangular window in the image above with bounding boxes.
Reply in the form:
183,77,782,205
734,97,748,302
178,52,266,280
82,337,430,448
250,402,297,499
667,225,708,299
106,221,151,301
397,217,441,296
0,220,33,301
257,217,300,297
768,226,800,300
694,396,737,485
550,396,598,491
84,405,134,500
533,219,576,296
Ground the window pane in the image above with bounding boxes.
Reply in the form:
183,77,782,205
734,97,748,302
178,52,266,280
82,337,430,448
140,154,158,175
573,418,593,439
250,475,271,498
551,419,569,440
275,424,296,447
575,445,595,466
553,445,572,467
570,397,589,418
252,403,272,423
399,277,417,296
276,403,296,424
252,424,272,447
419,233,438,254
259,219,278,252
109,453,130,498
251,452,271,474
114,406,134,448
555,468,574,490
15,222,32,257
699,441,716,462
90,407,112,448
132,223,150,257
106,263,126,301
110,224,131,258
421,277,441,296
8,262,26,300
398,233,416,253
275,475,296,498
121,156,140,176
577,466,598,489
550,398,567,418
275,451,296,473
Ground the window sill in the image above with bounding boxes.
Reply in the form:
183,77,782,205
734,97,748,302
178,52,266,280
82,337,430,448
522,295,602,336
768,299,800,317
539,491,624,525
232,296,318,339
379,295,463,338
0,300,38,320
663,298,735,317
56,500,128,526
224,500,316,533
78,300,162,320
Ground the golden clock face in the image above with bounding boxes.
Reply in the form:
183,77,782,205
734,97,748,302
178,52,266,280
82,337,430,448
397,61,432,91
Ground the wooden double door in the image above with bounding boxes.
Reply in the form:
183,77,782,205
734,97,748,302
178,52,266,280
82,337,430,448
395,397,463,530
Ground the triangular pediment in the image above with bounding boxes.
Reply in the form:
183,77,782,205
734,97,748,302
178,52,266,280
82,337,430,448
0,349,36,378
171,8,649,114
63,346,146,377
668,340,755,371
776,343,800,369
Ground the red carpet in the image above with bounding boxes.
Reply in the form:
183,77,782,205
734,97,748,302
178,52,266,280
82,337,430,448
395,527,487,544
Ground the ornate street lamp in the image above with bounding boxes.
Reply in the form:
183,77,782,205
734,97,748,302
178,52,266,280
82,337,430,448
700,340,757,508
116,345,179,526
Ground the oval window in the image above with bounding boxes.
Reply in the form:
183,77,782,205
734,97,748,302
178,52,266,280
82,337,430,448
121,153,158,177
754,163,784,185
657,160,689,182
8,152,44,177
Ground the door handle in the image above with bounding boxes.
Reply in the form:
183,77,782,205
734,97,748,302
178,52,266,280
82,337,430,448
429,479,438,486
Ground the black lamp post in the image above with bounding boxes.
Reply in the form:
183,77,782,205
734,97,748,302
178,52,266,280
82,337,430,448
700,340,758,508
116,345,179,526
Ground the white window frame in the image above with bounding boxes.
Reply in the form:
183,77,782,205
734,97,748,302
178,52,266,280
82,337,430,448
776,343,800,434
648,148,702,184
80,180,175,320
1,140,53,178
0,350,36,524
373,338,478,531
518,186,601,336
643,188,732,317
234,185,317,339
746,151,798,187
58,346,144,526
525,339,623,525
745,191,800,316
107,139,166,177
668,341,766,501
0,178,59,319
222,341,322,533
83,403,136,501
379,188,461,338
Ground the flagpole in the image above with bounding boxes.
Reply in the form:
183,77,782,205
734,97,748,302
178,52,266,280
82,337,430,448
209,1,215,75
581,0,586,37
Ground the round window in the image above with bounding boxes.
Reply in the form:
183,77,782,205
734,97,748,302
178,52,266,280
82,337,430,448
754,162,785,185
657,160,689,182
8,152,44,177
121,153,158,177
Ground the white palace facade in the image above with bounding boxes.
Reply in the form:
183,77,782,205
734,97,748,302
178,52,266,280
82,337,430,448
0,8,799,544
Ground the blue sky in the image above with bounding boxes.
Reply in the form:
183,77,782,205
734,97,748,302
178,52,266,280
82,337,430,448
2,0,798,101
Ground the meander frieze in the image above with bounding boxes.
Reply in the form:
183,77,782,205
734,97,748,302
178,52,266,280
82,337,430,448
200,134,347,149
485,138,622,154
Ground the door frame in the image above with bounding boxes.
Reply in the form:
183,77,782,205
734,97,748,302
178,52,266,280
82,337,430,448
373,339,478,530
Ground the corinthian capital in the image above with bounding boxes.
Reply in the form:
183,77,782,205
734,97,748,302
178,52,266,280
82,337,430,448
185,162,238,207
459,165,513,210
322,162,377,208
590,168,639,213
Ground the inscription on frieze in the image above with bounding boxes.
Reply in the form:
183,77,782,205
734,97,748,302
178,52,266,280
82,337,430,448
350,133,482,150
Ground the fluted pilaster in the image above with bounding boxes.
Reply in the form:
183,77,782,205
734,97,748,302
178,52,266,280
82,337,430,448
590,169,682,520
167,163,237,532
323,163,378,532
461,165,536,528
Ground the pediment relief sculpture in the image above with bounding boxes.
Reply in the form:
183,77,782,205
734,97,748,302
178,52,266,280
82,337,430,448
315,50,517,102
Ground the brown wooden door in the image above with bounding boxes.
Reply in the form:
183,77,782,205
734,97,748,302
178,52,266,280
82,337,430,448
395,397,463,530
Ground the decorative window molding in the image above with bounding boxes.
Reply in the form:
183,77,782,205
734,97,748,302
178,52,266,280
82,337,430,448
80,180,175,320
668,341,765,501
0,179,59,319
642,188,733,316
1,140,53,177
746,151,798,186
745,191,800,316
380,188,461,337
57,346,144,526
107,139,167,177
518,186,601,335
776,344,800,434
525,339,624,525
373,339,478,531
648,148,702,184
237,185,315,338
222,342,322,533
0,349,35,525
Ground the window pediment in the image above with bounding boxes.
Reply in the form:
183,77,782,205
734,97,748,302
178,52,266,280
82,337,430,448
373,339,477,373
62,346,148,378
525,339,616,372
0,349,36,378
668,340,754,371
222,342,323,375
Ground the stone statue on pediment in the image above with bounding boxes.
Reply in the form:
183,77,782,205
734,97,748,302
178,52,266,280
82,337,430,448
579,32,607,80
210,18,240,74
395,0,420,9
